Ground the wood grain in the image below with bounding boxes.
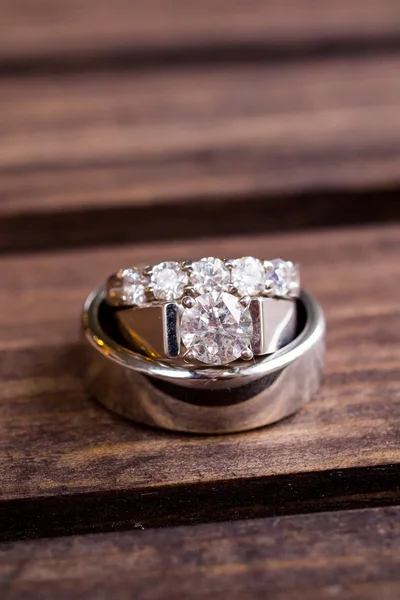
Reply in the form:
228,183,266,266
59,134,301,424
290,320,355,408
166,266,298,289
1,0,399,589
2,56,400,251
1,507,399,599
0,224,399,540
1,0,400,65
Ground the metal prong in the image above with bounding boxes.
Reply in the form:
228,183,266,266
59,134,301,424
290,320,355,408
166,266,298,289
240,347,254,361
181,260,193,273
227,284,238,294
182,295,195,308
142,265,154,277
183,349,197,363
263,280,274,297
238,295,251,308
224,258,236,270
183,285,197,297
145,287,156,302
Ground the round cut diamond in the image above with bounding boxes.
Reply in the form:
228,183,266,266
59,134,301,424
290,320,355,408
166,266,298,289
111,268,147,305
230,256,265,296
151,261,188,301
267,259,300,297
190,257,230,294
181,291,253,366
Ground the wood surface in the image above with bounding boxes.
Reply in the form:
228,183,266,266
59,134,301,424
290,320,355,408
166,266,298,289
2,56,400,252
1,1,400,64
1,0,400,596
1,507,399,599
1,224,399,540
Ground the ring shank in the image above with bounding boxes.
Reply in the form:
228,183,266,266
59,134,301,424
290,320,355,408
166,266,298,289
82,287,325,433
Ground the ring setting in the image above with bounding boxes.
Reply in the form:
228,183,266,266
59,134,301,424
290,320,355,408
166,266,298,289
82,275,325,433
107,256,300,307
106,256,300,367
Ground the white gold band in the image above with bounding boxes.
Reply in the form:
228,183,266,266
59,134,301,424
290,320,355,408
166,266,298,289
82,287,325,433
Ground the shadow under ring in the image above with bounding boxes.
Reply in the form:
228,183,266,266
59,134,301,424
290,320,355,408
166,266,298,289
82,286,325,433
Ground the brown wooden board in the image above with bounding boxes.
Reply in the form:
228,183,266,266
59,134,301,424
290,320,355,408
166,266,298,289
0,507,399,599
1,1,400,65
1,224,399,540
1,0,399,592
2,57,400,252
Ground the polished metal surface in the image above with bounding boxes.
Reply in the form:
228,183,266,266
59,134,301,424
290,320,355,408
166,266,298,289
82,286,325,433
114,296,297,362
249,297,297,356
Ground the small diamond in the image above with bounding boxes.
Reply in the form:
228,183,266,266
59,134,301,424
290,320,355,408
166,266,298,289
190,257,230,294
267,259,300,297
151,261,188,301
230,256,265,296
181,291,253,365
111,268,147,305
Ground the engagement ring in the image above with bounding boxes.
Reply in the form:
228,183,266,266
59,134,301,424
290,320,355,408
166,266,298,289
82,256,324,433
106,256,300,366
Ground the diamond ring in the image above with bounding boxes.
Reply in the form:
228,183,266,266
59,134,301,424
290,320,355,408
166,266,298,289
105,256,300,367
82,284,325,433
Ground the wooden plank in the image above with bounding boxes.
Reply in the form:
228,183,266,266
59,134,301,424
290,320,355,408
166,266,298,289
1,507,399,599
0,224,399,540
2,56,400,251
1,1,400,64
3,56,400,193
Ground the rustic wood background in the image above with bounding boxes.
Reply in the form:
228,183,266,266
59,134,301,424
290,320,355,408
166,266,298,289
1,1,400,599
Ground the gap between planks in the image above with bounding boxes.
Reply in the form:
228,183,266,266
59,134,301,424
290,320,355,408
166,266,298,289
0,506,399,599
2,55,400,251
1,0,400,70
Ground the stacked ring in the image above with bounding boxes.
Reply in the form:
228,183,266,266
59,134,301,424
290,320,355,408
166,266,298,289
105,256,300,367
81,256,325,433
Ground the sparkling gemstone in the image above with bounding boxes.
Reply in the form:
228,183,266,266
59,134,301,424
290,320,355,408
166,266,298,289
230,256,265,296
151,261,188,301
181,291,253,366
267,259,300,297
111,268,148,305
190,257,230,294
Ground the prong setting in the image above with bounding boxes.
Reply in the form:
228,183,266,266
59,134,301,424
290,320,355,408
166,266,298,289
142,265,154,277
183,349,197,363
263,279,275,297
224,258,235,270
106,255,300,365
183,285,197,297
181,291,253,366
240,347,254,361
181,260,193,273
145,287,156,302
230,256,265,296
227,284,238,294
182,295,195,308
238,295,251,308
190,257,230,294
106,268,148,307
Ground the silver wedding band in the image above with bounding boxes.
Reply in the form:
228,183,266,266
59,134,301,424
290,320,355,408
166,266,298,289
82,271,325,433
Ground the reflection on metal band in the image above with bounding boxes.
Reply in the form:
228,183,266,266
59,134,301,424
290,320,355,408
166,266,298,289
82,286,325,434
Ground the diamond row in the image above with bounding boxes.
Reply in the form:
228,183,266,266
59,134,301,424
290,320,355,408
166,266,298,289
107,256,300,307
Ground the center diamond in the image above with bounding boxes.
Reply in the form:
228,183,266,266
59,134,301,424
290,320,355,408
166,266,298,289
181,292,253,366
